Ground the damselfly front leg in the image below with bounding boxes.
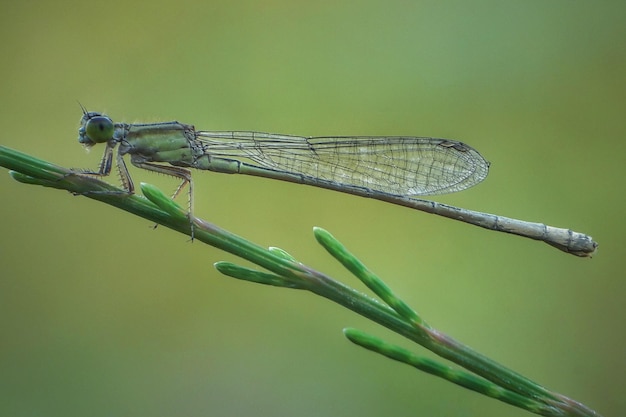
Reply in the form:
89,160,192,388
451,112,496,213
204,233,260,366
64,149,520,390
71,115,132,195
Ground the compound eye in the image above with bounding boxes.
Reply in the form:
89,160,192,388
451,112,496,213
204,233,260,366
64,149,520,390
85,116,114,143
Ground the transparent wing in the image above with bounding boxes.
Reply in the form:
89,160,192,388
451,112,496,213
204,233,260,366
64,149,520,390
195,131,489,196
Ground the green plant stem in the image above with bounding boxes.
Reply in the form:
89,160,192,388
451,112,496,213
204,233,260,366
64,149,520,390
0,145,600,417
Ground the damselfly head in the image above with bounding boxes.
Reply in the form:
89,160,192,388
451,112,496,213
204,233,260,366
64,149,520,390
78,111,115,147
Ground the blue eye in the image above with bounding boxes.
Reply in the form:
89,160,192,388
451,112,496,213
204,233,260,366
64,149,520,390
85,116,114,143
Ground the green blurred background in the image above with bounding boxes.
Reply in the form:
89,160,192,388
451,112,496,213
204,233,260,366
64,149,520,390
1,1,624,416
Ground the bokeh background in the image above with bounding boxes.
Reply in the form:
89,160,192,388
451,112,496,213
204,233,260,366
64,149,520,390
1,1,624,416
